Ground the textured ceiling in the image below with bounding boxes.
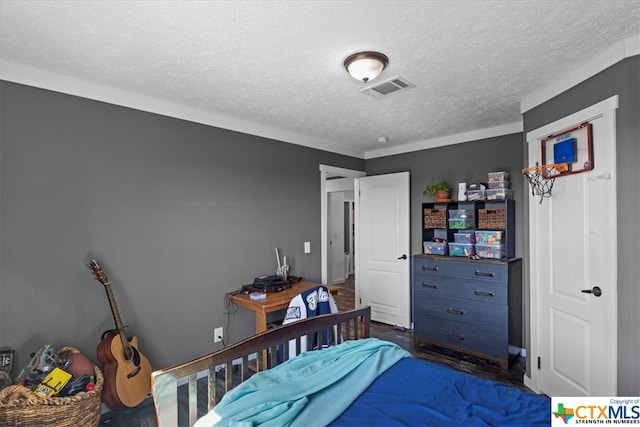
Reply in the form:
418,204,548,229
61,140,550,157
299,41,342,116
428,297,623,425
1,1,639,158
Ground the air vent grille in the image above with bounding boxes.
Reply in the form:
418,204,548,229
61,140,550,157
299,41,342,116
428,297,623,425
360,75,416,98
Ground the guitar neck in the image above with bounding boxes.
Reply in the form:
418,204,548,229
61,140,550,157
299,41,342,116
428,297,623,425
103,280,132,356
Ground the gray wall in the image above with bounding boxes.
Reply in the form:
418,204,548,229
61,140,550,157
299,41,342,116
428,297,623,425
0,81,364,370
522,56,640,395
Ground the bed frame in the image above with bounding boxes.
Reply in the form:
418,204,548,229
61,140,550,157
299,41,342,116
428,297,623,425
151,306,371,427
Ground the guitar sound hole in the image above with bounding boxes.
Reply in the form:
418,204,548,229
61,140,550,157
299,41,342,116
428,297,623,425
132,347,141,365
122,346,141,366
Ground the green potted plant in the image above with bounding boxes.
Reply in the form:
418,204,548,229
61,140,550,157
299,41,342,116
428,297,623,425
423,181,452,202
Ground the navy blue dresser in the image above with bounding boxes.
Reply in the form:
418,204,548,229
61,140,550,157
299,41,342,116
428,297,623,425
412,255,522,370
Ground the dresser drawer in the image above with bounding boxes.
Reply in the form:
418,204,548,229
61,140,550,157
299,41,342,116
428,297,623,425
414,294,507,329
413,272,507,304
413,258,508,283
414,315,508,360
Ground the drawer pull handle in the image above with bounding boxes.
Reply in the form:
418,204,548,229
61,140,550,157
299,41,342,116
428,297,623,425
421,265,438,271
474,290,495,297
421,282,438,289
446,308,465,315
474,270,495,277
446,332,465,341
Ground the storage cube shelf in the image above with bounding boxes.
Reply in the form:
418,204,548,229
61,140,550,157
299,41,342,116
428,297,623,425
421,200,515,259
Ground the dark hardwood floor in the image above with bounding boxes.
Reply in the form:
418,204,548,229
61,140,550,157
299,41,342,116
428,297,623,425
100,275,529,426
332,276,528,390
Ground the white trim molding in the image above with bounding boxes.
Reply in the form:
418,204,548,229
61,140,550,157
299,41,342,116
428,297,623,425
364,122,523,159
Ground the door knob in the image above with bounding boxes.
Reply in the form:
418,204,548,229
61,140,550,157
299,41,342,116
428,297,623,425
581,286,602,297
397,254,407,260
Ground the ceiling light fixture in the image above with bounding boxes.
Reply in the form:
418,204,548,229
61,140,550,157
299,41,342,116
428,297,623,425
343,51,389,83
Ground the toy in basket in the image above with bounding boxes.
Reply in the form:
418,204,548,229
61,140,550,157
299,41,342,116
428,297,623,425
0,346,104,427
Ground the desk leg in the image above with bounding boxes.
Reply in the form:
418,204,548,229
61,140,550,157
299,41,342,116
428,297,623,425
255,312,268,371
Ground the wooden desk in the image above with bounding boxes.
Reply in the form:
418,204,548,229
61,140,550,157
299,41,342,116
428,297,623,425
230,280,339,334
230,280,339,371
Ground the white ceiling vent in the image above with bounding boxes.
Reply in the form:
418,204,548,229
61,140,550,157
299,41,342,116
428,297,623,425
360,75,416,98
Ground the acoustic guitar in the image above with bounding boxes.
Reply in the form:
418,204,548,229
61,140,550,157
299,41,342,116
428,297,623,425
87,259,152,410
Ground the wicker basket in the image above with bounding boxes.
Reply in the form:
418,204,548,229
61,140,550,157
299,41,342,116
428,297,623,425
0,347,103,427
424,208,447,228
478,208,506,229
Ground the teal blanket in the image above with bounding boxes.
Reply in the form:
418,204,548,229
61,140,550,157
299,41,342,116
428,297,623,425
195,338,410,427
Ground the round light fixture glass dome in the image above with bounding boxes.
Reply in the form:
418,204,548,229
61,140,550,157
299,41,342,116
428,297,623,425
343,51,389,83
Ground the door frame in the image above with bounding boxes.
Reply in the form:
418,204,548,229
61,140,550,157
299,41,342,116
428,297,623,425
524,95,618,394
319,165,365,284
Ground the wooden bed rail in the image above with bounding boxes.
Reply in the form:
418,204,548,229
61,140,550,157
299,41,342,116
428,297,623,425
151,306,371,427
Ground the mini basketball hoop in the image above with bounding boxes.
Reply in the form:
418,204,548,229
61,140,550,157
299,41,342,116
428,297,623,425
521,163,569,204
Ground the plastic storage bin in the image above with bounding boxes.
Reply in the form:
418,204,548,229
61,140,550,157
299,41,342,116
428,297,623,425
475,230,503,245
466,189,485,201
448,209,475,220
488,171,509,182
454,232,475,243
448,243,475,257
488,180,509,189
423,241,448,255
448,219,475,229
486,188,514,200
475,244,506,259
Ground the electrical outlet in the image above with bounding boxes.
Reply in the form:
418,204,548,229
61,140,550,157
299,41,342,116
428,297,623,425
214,327,223,343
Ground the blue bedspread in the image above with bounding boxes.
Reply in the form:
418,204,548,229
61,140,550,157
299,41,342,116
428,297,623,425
195,338,550,427
195,338,410,427
330,357,551,427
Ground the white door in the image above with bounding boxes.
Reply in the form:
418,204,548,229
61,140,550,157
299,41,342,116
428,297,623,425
526,97,618,396
355,172,410,328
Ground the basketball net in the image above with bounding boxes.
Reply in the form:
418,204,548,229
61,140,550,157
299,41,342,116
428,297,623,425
521,163,568,204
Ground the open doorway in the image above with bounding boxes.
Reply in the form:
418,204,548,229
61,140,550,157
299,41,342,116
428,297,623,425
327,187,354,284
319,165,365,285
